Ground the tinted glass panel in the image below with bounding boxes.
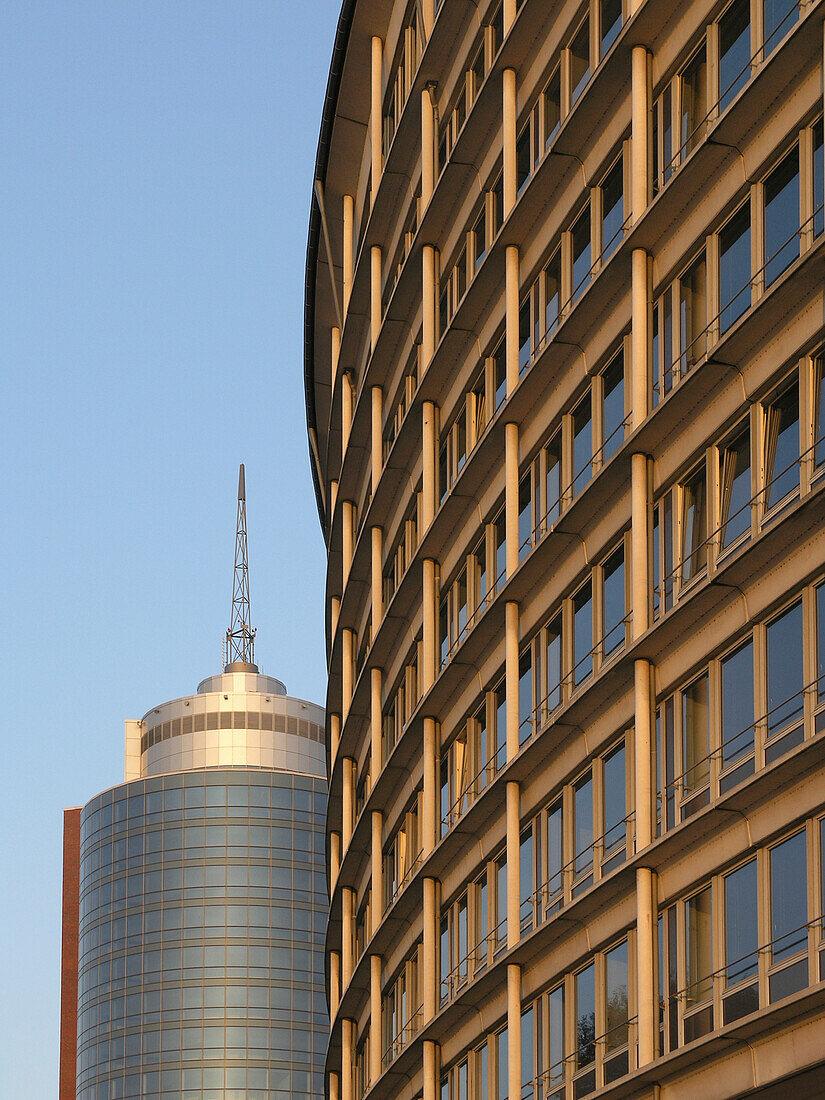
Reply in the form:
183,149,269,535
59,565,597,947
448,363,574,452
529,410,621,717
719,0,750,112
766,600,803,736
573,208,591,301
601,159,624,260
719,202,751,332
575,963,596,1067
771,831,807,961
721,641,754,765
720,425,751,548
573,581,593,684
764,148,799,286
602,352,625,461
763,0,797,56
725,859,758,984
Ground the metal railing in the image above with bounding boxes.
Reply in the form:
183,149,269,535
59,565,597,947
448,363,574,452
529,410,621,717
524,1015,638,1098
440,916,507,1003
381,1003,424,1070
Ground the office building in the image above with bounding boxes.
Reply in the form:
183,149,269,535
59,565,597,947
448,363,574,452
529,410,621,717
304,0,825,1097
59,468,328,1100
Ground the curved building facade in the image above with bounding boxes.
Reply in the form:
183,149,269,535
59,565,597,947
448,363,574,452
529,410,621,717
305,2,825,1099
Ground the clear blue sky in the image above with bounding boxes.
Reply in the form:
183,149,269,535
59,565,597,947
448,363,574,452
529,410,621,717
0,3,336,1092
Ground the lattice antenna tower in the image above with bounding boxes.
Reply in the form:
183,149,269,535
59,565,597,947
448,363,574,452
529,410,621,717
224,464,257,670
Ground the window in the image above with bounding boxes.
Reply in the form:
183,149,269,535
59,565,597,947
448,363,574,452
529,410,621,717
604,940,629,1080
516,122,532,195
764,147,799,286
723,859,759,1023
544,431,562,529
495,1028,508,1100
719,201,751,333
545,250,562,341
720,641,755,789
575,962,596,1082
545,613,563,714
569,17,590,105
679,250,707,370
574,770,594,890
763,377,799,510
768,830,808,1000
684,885,713,1040
519,648,534,745
543,68,561,149
600,0,622,55
545,800,564,911
719,422,751,549
816,356,825,470
519,297,531,375
572,207,592,301
652,83,673,192
572,394,593,496
765,600,804,753
680,466,707,583
601,351,625,462
651,281,673,401
682,673,710,804
718,0,750,113
680,46,707,158
600,157,624,261
602,742,627,871
573,581,593,686
814,122,824,237
472,207,487,272
763,0,798,57
602,545,625,657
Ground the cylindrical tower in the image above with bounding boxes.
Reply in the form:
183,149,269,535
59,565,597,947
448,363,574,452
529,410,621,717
305,2,825,1099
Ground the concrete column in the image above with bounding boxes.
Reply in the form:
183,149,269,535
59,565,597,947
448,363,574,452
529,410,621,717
342,756,355,849
371,245,383,352
342,371,354,455
371,36,383,205
507,964,522,1100
342,887,355,987
631,250,649,430
371,526,384,637
634,659,654,850
422,559,438,691
330,711,341,760
636,866,658,1066
331,596,341,645
631,47,649,222
341,1018,354,1100
423,1040,439,1100
503,69,517,217
422,400,437,526
342,628,354,717
342,500,355,590
371,668,383,775
330,831,341,886
505,422,519,578
423,876,438,1019
505,602,520,761
330,479,339,517
421,88,435,205
423,716,438,853
330,950,341,1016
371,385,383,492
370,954,382,1082
330,1071,340,1100
422,245,437,368
506,781,521,947
505,246,520,394
372,809,384,935
332,325,341,389
422,0,434,39
343,195,354,315
631,454,649,639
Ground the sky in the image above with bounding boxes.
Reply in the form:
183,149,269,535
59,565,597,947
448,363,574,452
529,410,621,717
0,3,337,1093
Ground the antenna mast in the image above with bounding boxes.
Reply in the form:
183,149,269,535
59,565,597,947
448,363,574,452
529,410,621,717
225,464,258,672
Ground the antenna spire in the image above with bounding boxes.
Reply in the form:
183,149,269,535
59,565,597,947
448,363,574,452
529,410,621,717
224,464,258,672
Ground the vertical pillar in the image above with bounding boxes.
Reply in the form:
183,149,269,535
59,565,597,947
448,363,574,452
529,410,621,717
631,47,649,223
342,500,355,589
342,756,355,849
631,454,650,638
371,245,383,351
330,711,341,760
371,526,384,636
332,325,341,389
422,0,434,38
421,88,435,205
423,876,438,1019
506,781,521,946
330,1072,340,1100
422,401,437,525
342,887,355,986
370,955,382,1083
631,250,649,430
371,37,383,205
422,560,438,691
341,1018,354,1100
371,385,384,492
330,950,341,1017
330,479,339,517
503,69,518,216
636,866,658,1065
505,602,520,761
507,964,522,1100
371,668,383,776
371,810,384,935
342,629,354,717
422,246,437,368
505,246,520,394
423,1040,439,1100
342,372,354,454
343,195,354,315
330,831,341,886
423,717,438,853
634,660,653,852
505,423,519,577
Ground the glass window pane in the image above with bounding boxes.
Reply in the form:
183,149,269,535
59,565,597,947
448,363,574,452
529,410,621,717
496,1028,508,1099
724,859,758,984
521,1006,534,1088
770,830,808,961
573,395,593,496
680,251,707,370
544,432,561,527
574,772,594,875
764,148,799,286
683,673,710,792
766,600,803,736
600,0,622,54
603,743,626,851
721,640,754,765
763,0,797,57
605,940,629,1050
719,0,750,112
681,467,707,582
570,18,590,104
545,613,563,712
680,46,707,157
603,545,625,656
547,985,565,1087
572,208,592,301
544,251,561,340
686,885,713,1005
575,963,596,1067
519,472,532,560
546,801,563,903
519,649,532,745
764,380,800,509
814,121,824,238
818,583,825,702
602,352,625,461
816,357,825,469
573,581,593,684
601,158,624,261
720,424,751,547
719,202,751,333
